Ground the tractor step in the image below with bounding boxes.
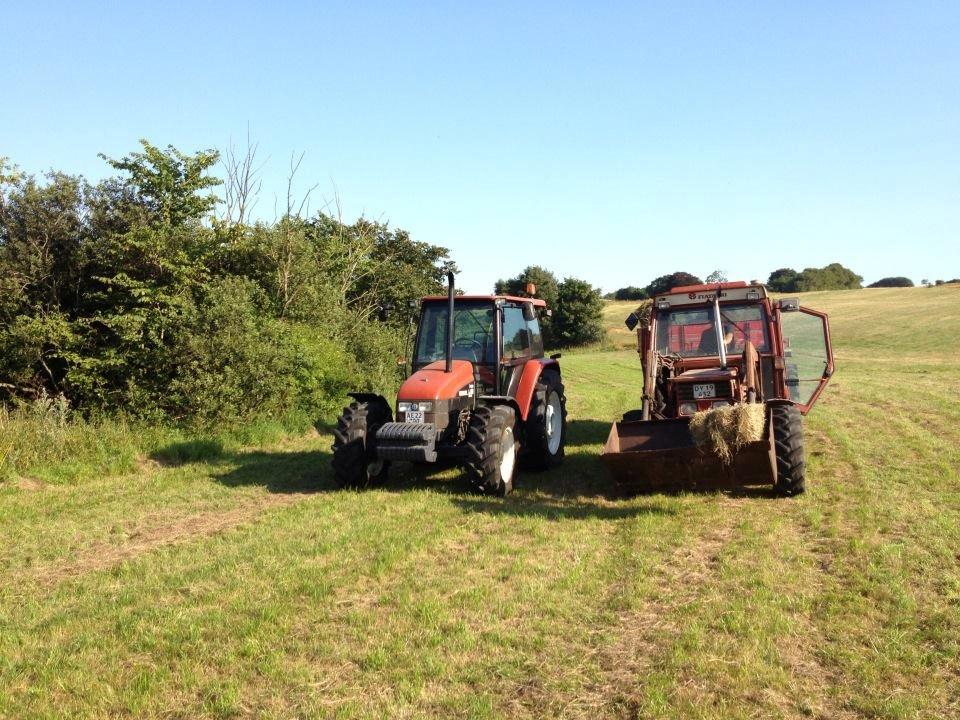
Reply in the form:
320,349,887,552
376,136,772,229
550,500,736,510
376,422,439,463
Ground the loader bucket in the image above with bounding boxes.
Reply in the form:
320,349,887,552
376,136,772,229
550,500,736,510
601,416,776,494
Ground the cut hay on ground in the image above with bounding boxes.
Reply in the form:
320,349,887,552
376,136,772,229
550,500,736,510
689,403,767,463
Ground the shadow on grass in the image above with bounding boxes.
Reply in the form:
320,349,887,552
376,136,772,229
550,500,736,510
451,495,672,520
158,418,778,506
151,439,226,466
211,448,335,494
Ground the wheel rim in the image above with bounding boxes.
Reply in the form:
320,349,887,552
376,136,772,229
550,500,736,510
500,426,516,480
545,391,562,455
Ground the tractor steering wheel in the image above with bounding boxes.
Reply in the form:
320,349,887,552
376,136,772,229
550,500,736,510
453,338,483,361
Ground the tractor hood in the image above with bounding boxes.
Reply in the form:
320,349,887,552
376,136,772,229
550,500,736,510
398,360,474,401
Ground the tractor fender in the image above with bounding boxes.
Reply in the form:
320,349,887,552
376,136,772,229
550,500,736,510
512,359,561,421
478,395,523,420
348,392,393,413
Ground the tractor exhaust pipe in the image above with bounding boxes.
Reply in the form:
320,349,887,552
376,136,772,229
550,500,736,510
445,271,455,373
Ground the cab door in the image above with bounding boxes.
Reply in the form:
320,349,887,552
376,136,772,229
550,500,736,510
500,304,533,396
779,305,834,414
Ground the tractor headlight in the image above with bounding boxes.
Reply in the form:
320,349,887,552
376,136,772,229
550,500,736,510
711,400,731,409
398,401,432,413
679,402,697,416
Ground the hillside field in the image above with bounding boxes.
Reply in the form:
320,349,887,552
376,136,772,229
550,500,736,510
1,284,959,719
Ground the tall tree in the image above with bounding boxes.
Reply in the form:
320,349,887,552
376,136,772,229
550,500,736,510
644,272,702,296
553,277,604,347
767,268,800,292
495,266,559,343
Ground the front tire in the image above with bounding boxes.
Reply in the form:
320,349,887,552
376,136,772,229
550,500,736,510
524,370,567,469
465,405,519,496
331,400,392,488
771,404,805,496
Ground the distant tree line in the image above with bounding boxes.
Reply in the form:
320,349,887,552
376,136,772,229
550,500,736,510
0,141,453,427
765,264,862,292
867,277,913,288
606,263,881,299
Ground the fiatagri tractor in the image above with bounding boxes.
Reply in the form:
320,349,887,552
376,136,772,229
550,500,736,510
332,273,567,495
602,281,834,495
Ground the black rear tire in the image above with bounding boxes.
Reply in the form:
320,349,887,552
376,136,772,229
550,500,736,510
771,404,805,496
331,400,392,488
464,405,519,496
524,370,567,469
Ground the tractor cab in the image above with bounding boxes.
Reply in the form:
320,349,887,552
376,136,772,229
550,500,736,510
411,294,547,398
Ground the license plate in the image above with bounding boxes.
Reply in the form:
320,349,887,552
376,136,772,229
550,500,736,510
405,410,425,423
692,383,716,399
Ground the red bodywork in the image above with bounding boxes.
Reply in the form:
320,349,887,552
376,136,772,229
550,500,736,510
397,360,474,402
513,358,558,420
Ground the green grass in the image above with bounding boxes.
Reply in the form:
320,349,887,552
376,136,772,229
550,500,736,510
1,284,959,718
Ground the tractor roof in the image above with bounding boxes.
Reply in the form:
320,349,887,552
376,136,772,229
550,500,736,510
655,281,767,307
421,294,548,307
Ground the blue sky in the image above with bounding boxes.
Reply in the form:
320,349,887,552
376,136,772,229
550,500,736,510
3,1,958,292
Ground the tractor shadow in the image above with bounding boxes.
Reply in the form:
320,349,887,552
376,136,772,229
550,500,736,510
151,441,336,495
154,418,775,510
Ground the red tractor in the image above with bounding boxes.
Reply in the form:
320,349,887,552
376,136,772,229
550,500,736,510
332,273,567,494
602,281,834,495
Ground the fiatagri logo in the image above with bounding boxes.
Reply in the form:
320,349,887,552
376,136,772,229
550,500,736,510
687,291,728,301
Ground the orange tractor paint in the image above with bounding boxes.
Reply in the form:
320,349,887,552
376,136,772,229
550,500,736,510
602,281,834,495
332,273,567,495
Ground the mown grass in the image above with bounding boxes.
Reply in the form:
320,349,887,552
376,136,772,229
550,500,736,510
1,284,958,718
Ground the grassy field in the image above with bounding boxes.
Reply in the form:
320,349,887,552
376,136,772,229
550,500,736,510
2,284,959,719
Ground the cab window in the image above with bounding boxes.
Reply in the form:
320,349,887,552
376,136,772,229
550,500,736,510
502,306,532,360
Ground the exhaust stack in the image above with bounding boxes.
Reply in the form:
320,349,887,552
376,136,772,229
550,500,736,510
445,271,455,373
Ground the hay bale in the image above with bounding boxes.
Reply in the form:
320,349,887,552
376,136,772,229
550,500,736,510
688,403,766,464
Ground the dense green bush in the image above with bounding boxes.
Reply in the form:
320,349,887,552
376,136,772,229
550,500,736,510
0,141,452,428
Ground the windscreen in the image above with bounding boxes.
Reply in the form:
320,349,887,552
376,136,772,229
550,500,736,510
414,302,495,365
655,303,770,357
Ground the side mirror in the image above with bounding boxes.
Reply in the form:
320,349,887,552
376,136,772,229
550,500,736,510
522,303,536,322
625,313,639,331
778,298,800,312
